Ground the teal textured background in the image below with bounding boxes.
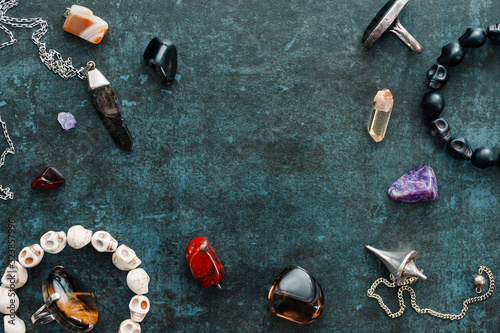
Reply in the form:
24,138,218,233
0,0,499,332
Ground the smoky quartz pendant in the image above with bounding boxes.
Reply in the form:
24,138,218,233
87,68,133,152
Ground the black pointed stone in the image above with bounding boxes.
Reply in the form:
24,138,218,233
459,28,487,48
437,42,465,66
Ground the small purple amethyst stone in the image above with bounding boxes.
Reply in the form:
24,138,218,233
57,112,77,130
388,165,438,203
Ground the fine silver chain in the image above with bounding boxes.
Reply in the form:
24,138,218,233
367,266,495,320
0,0,89,80
0,116,15,200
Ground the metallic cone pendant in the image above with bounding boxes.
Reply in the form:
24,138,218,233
366,245,427,284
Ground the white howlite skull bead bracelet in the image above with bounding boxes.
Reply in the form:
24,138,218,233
0,225,150,332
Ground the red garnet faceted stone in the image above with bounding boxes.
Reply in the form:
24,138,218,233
31,167,65,190
185,237,225,288
268,266,324,324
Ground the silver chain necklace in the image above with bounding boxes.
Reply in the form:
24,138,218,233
0,116,15,200
0,0,91,79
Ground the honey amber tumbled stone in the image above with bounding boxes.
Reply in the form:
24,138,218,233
268,266,324,324
185,237,225,288
43,266,98,331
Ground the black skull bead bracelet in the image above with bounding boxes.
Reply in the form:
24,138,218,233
421,23,500,169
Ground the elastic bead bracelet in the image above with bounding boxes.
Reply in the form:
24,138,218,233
421,22,500,169
0,225,150,333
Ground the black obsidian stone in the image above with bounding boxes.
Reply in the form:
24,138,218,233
459,28,487,48
144,37,178,84
437,42,465,66
486,23,500,42
471,147,499,168
421,92,445,119
43,266,98,332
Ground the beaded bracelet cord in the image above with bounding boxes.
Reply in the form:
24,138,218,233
0,225,149,333
421,23,500,169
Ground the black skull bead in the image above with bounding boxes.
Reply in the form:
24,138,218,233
486,23,500,42
429,118,451,143
426,64,448,90
446,137,472,160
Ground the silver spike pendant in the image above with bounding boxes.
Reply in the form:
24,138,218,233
366,245,427,284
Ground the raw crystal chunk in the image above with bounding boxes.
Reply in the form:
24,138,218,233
31,167,65,190
57,112,77,130
268,266,323,324
368,89,393,142
63,5,108,44
388,165,438,203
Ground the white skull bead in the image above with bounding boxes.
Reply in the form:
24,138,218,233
91,231,118,253
119,319,141,333
129,295,150,322
0,287,19,315
1,261,28,289
40,231,67,254
18,244,44,268
67,225,93,249
127,268,150,294
3,314,26,333
112,245,142,271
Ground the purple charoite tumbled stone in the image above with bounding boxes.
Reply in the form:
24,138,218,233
388,165,438,203
57,112,77,130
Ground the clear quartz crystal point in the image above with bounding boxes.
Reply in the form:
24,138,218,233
368,89,393,142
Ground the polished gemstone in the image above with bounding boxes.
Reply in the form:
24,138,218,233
63,5,108,44
388,165,438,203
368,89,393,142
44,266,98,331
31,167,65,190
143,37,178,84
268,266,323,324
58,112,77,130
185,237,224,288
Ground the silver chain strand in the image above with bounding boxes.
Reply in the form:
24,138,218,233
0,0,89,79
367,266,495,320
0,116,15,200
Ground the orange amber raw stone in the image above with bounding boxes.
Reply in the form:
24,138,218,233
268,266,324,324
63,5,108,44
185,237,225,288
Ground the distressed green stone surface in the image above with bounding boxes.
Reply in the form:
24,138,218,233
0,0,499,332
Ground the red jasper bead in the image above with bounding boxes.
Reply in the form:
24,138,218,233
31,167,65,190
185,237,225,288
